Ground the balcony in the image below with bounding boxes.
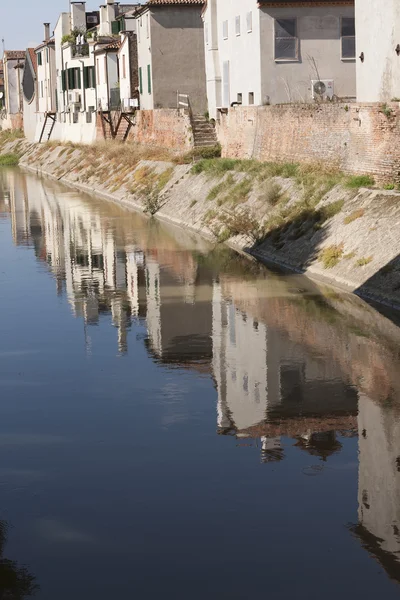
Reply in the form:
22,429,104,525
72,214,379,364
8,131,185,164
71,43,89,58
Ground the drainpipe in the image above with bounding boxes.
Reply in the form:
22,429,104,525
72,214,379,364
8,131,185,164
79,59,86,112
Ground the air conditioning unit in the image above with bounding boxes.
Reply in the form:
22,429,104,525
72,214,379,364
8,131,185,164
71,91,81,104
311,80,334,100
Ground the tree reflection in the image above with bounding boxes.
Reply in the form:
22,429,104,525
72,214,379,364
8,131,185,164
0,522,38,599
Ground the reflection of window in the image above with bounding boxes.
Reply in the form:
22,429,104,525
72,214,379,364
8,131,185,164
274,18,298,61
222,20,228,40
341,17,355,59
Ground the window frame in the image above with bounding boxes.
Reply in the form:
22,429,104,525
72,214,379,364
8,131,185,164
340,16,356,61
274,18,299,62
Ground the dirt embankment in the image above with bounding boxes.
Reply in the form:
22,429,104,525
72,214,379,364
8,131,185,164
3,137,400,308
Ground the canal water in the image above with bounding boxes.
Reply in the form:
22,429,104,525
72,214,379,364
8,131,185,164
1,169,400,599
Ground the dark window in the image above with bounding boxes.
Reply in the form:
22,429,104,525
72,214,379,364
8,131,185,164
237,93,242,103
111,20,120,35
341,17,355,59
274,18,298,60
147,64,151,94
249,92,254,105
83,66,96,89
37,52,42,66
139,67,143,94
67,67,81,90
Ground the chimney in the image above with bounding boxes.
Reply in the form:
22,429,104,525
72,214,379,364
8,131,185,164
44,23,50,42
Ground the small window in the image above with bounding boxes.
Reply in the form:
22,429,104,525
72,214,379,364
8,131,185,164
237,93,242,103
235,15,240,36
246,11,252,33
341,17,355,59
246,11,253,33
222,20,228,40
274,18,298,61
249,92,254,105
37,52,42,66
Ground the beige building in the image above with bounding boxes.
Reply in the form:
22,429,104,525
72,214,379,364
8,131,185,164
135,0,207,114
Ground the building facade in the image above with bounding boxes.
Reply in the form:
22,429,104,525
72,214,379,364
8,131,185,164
136,0,207,114
2,50,25,130
204,0,356,119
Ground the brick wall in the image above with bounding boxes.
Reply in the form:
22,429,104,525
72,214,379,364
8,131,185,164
128,109,193,153
217,103,400,183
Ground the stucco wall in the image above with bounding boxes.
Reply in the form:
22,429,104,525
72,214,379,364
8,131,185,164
150,6,207,114
128,108,193,152
136,11,153,110
217,103,400,183
5,59,22,115
355,0,400,102
37,45,57,114
260,5,356,104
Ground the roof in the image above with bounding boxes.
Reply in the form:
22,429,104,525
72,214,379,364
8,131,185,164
35,39,55,52
94,40,122,54
259,0,353,4
27,48,37,75
136,0,203,14
4,50,25,61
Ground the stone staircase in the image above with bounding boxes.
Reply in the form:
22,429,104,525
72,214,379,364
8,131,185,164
191,115,218,148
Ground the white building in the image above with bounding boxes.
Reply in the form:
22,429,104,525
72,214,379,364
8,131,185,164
355,0,400,101
203,0,356,119
2,50,25,130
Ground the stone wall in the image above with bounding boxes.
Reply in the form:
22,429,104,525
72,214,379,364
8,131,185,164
217,103,400,183
128,108,193,153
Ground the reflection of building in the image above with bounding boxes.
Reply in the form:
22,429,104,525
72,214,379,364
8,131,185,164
352,393,400,581
212,279,358,461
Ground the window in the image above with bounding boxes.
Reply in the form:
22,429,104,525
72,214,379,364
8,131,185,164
37,52,42,66
341,17,355,59
235,15,240,36
237,93,242,103
246,11,252,33
274,18,298,61
67,67,81,90
248,92,254,105
147,64,151,94
83,66,96,89
139,66,143,94
122,54,126,79
46,48,49,63
222,20,228,39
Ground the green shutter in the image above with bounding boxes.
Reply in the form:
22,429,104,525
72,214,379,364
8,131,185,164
83,66,89,89
61,70,67,92
139,67,143,95
68,68,74,89
111,21,119,35
37,52,42,66
91,66,96,88
76,67,81,89
147,64,151,94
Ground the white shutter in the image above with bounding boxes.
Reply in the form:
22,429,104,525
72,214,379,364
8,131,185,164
223,61,230,107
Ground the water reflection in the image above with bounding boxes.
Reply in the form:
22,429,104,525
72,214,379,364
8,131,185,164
2,169,400,592
0,521,38,598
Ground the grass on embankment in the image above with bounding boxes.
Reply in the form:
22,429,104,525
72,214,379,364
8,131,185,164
0,153,20,166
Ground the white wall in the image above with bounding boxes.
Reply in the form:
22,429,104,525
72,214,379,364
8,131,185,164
136,11,153,110
260,6,356,103
119,35,132,106
214,0,262,110
37,45,56,114
356,0,400,101
203,0,222,119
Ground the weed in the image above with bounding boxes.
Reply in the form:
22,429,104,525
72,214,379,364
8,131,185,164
217,228,231,243
344,105,349,112
191,157,237,175
343,208,365,224
203,209,218,224
345,175,375,189
384,183,395,190
0,129,24,147
381,103,394,118
0,153,19,166
189,200,197,208
207,173,235,201
222,208,263,243
263,181,282,206
318,199,344,221
142,195,161,215
223,177,253,205
343,251,356,260
319,244,344,269
391,97,400,102
356,256,373,267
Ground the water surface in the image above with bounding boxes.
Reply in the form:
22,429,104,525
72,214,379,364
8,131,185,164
1,169,400,599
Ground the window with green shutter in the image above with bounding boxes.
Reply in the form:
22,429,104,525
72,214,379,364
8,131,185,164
83,66,89,89
68,68,74,89
147,64,151,94
75,67,81,89
37,52,42,66
111,21,120,35
139,67,143,95
61,70,67,92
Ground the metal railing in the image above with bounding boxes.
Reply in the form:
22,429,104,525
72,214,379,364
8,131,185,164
71,43,89,58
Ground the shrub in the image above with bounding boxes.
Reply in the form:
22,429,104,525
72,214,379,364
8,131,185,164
319,244,344,269
191,157,237,175
0,153,19,166
222,208,263,243
345,175,375,189
383,183,395,190
343,251,356,260
318,199,344,221
263,181,282,206
207,173,235,201
343,208,365,224
356,256,373,267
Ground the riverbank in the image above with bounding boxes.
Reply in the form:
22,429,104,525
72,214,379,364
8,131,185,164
2,134,400,308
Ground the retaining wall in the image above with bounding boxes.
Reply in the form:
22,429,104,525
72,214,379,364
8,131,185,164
217,103,400,184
